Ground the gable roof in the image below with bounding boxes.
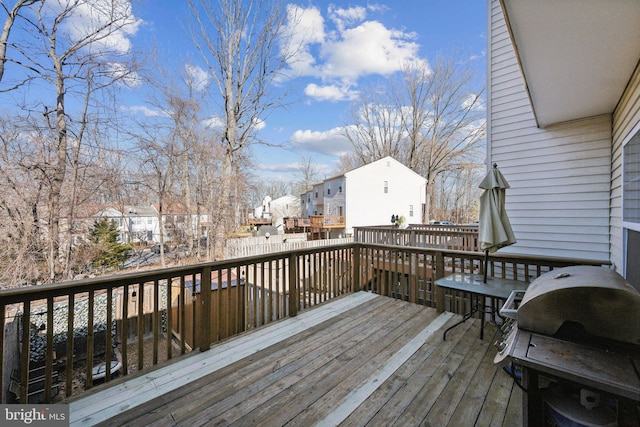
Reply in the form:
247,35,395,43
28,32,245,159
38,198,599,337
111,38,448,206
344,156,426,182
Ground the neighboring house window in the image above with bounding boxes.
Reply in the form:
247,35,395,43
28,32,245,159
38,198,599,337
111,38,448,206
384,181,388,193
315,192,318,198
339,186,342,192
338,206,343,216
409,205,414,217
327,188,331,195
308,196,310,202
314,210,318,215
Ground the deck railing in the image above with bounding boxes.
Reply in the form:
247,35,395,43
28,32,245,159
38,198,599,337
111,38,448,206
310,215,345,228
0,242,608,405
354,225,479,251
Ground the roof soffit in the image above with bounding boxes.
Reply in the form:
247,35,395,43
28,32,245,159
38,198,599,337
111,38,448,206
502,0,640,127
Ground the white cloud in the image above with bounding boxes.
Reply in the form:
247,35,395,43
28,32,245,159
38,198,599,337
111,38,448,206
320,21,419,80
284,5,325,77
284,4,423,102
462,93,485,111
185,64,210,92
46,0,142,55
202,116,265,131
123,105,167,117
253,118,266,131
108,62,142,87
257,162,302,173
304,83,358,102
203,116,224,129
290,127,352,156
328,5,366,32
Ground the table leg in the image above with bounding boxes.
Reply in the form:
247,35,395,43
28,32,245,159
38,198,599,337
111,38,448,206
480,295,485,340
443,291,482,340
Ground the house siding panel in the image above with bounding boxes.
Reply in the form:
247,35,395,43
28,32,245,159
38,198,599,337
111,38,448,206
344,157,425,233
612,62,640,273
488,0,611,261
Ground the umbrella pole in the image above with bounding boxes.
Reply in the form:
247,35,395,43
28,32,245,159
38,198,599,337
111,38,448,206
483,250,489,283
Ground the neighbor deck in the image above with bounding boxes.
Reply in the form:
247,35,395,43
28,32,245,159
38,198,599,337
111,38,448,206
68,292,522,426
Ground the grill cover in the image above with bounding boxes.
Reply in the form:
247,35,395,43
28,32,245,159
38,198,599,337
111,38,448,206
517,266,640,345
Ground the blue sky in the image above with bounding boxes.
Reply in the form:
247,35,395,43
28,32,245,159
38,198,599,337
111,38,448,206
127,1,487,181
2,1,486,182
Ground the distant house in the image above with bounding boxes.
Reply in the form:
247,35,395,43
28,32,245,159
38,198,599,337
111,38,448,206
487,0,640,287
76,203,207,245
301,156,426,237
251,195,301,230
124,205,161,243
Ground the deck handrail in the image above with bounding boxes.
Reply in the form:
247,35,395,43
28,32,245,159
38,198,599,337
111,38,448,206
0,242,609,405
310,215,345,227
354,225,480,251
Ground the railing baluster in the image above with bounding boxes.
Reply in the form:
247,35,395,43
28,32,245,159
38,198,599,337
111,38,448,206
252,263,258,326
268,260,273,322
199,266,212,351
166,277,172,361
106,287,113,382
180,276,186,354
122,285,129,375
137,283,144,371
20,300,30,403
153,279,159,365
45,296,53,403
0,302,5,403
86,290,95,390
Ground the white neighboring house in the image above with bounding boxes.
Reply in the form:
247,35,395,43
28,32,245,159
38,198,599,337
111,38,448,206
253,195,301,230
123,205,161,243
487,0,640,288
86,204,207,245
301,156,426,237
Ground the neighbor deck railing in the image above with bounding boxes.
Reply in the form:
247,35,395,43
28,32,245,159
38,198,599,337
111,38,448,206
354,225,480,251
0,242,608,405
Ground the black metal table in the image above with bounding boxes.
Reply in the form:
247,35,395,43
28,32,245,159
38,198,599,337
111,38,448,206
435,273,528,340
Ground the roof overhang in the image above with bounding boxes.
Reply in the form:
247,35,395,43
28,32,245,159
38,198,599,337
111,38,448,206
501,0,640,128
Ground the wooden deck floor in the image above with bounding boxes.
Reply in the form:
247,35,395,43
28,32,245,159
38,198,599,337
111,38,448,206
69,292,522,426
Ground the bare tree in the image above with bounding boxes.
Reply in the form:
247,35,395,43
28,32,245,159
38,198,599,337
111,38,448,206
188,0,299,258
294,155,320,196
142,60,211,257
0,0,40,87
344,88,406,164
399,57,485,223
136,130,177,268
3,0,140,280
0,116,46,287
344,53,485,223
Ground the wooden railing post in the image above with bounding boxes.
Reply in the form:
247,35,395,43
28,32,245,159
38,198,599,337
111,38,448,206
435,251,446,312
289,253,299,317
199,266,212,351
353,245,361,292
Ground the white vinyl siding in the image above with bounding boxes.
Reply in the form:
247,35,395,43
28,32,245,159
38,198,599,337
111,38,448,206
488,0,611,261
344,157,425,235
612,62,640,275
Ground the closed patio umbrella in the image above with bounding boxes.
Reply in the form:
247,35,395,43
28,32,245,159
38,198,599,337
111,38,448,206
479,163,516,282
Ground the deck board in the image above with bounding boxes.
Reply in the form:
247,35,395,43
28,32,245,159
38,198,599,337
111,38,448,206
69,292,522,426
